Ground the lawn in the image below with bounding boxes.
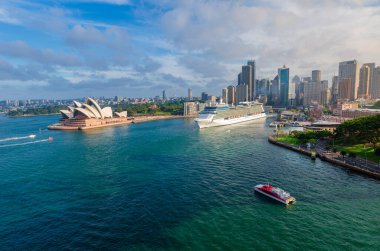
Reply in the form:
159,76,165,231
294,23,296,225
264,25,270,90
336,144,380,163
274,136,301,146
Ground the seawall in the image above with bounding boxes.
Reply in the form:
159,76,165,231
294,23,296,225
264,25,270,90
268,135,380,180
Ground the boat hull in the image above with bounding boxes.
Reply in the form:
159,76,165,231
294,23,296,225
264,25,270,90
195,113,266,129
254,186,295,205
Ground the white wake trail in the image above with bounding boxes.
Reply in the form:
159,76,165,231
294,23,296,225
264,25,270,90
0,134,36,142
0,139,49,148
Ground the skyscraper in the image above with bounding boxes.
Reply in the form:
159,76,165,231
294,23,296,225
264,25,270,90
188,88,192,100
238,72,242,85
201,92,208,101
312,70,321,82
270,75,279,104
222,88,228,104
257,79,270,96
242,65,252,101
236,84,248,103
373,66,380,99
247,60,256,99
278,65,289,106
339,60,359,100
331,76,339,103
303,81,321,106
358,64,371,98
227,85,236,105
162,90,166,101
339,78,352,100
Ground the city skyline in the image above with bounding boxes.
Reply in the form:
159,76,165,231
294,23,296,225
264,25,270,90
0,1,380,99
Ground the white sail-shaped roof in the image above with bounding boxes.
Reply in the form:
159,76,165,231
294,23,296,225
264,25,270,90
73,100,83,108
60,110,73,119
82,104,102,119
101,107,113,118
87,98,104,119
74,107,96,118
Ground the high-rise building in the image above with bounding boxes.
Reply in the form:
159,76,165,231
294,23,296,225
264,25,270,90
320,88,331,106
321,80,328,91
227,85,236,105
242,65,252,101
188,88,192,100
303,81,321,106
339,78,352,100
270,75,279,104
312,70,321,82
278,65,290,106
359,63,375,99
162,90,166,101
331,76,339,103
222,88,228,104
256,79,270,96
373,66,380,99
238,72,242,85
201,92,208,101
247,60,256,99
339,60,359,100
236,84,248,103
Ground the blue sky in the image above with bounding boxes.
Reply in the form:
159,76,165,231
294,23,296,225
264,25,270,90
0,0,380,99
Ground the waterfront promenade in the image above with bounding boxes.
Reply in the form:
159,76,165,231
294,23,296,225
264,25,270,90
268,135,380,179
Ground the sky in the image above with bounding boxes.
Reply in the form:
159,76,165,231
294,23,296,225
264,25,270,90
0,0,380,99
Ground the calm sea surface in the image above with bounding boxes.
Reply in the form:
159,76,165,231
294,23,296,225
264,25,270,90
0,114,379,250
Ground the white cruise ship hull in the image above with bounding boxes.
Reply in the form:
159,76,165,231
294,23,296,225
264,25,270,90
195,113,266,129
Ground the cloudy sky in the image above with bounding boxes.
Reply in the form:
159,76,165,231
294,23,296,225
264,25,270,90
0,0,380,99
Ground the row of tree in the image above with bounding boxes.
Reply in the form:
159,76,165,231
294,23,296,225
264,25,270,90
115,102,184,116
290,130,332,143
335,114,380,148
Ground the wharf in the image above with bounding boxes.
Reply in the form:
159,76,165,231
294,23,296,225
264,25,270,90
268,135,380,180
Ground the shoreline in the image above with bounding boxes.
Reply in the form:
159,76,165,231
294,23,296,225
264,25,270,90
8,113,60,118
268,135,380,180
48,115,195,131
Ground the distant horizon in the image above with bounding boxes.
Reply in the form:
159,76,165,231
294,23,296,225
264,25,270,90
0,1,379,99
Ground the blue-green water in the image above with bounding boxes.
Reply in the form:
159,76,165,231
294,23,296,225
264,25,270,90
0,114,379,250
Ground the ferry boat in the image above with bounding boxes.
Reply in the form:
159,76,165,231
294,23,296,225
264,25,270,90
195,102,266,129
254,184,296,205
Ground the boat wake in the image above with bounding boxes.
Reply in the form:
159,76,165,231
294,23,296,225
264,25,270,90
0,134,36,142
0,139,50,148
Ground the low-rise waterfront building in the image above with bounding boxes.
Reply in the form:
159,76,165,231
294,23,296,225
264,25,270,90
341,108,380,118
333,101,359,116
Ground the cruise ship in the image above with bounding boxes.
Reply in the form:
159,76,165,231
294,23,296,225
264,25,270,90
194,102,266,129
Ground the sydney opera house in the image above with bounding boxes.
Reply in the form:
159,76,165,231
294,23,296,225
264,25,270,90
48,98,130,130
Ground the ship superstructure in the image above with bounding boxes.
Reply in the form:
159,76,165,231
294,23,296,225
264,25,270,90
194,102,266,129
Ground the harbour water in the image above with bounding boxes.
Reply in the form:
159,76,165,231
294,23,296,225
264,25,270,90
0,114,379,250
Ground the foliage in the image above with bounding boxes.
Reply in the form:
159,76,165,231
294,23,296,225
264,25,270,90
275,135,301,146
335,115,380,148
290,130,332,143
372,100,380,108
336,144,380,163
340,150,347,156
7,106,66,116
114,102,184,116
